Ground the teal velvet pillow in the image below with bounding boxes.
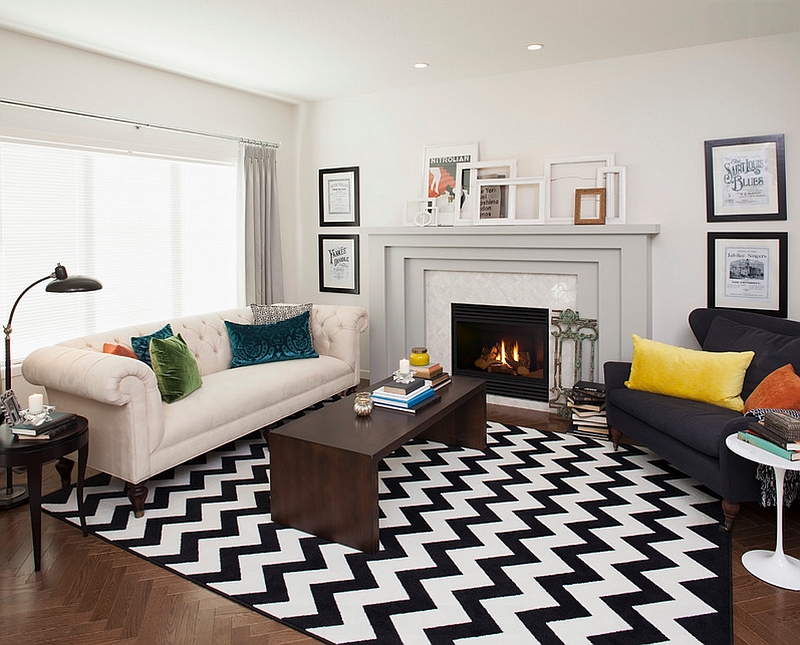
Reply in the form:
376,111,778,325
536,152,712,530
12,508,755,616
149,334,202,403
225,311,318,368
131,323,173,367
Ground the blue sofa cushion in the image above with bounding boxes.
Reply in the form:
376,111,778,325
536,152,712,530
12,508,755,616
607,387,741,458
701,316,800,400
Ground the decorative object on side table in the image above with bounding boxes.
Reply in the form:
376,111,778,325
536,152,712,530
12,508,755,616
704,134,786,222
1,263,102,509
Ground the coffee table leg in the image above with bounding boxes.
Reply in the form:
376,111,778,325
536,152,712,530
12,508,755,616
26,458,43,572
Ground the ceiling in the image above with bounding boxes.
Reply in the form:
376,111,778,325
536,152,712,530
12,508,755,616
1,0,798,104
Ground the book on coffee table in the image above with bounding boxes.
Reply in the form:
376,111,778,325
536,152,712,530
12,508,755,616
11,411,77,437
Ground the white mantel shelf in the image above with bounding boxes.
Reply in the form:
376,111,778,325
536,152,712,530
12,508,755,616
366,224,661,386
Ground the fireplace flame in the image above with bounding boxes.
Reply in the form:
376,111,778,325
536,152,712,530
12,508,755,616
499,340,520,367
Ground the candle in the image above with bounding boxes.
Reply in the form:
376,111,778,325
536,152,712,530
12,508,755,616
399,358,410,374
28,393,44,414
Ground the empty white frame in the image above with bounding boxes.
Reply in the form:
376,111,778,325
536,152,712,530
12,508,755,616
454,159,517,225
544,154,615,224
473,176,546,225
596,166,627,224
405,199,438,227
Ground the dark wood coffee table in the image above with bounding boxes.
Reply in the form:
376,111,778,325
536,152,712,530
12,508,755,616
269,375,486,553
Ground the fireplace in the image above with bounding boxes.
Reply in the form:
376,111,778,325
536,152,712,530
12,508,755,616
451,302,549,401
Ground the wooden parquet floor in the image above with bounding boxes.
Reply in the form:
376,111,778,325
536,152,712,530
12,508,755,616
0,405,798,644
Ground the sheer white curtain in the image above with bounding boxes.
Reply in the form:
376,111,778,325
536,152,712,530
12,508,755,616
242,143,284,305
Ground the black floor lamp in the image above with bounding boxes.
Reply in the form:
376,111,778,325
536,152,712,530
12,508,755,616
1,263,102,509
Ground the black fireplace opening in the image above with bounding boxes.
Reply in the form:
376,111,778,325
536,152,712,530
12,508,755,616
451,302,549,401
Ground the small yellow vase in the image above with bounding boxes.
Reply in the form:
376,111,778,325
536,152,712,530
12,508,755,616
409,347,430,366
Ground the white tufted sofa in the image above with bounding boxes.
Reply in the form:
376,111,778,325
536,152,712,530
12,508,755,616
22,304,369,516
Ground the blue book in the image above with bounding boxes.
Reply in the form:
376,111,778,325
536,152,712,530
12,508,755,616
372,385,435,407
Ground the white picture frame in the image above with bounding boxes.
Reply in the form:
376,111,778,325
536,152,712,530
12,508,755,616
596,166,627,224
404,199,438,227
454,159,517,225
473,177,546,225
544,154,615,224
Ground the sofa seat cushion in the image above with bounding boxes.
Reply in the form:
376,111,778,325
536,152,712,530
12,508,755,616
155,354,352,452
608,387,741,458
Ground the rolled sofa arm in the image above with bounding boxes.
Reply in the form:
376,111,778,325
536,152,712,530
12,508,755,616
22,345,160,406
311,304,370,374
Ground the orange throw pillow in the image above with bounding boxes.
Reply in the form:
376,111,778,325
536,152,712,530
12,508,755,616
103,343,139,360
743,363,800,413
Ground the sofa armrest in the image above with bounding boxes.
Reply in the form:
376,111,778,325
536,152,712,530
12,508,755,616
311,305,369,379
22,345,160,406
604,361,631,391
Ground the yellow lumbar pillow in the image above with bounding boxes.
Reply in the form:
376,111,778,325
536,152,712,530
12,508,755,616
624,334,754,411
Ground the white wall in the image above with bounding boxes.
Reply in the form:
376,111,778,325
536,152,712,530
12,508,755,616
296,32,800,353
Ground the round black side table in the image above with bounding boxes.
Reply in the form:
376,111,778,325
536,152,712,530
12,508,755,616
0,415,88,572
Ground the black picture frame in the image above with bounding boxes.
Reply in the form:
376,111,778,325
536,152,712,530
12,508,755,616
1,389,22,426
704,134,786,222
319,166,360,226
707,232,787,318
318,234,360,294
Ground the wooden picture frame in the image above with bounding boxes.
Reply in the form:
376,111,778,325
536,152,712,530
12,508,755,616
319,167,360,226
704,134,786,222
574,188,606,225
318,234,360,294
707,231,787,317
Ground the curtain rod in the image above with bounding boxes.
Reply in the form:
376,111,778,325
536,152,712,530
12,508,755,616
0,98,280,149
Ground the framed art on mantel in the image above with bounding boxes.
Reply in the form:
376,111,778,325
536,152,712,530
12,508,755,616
704,134,786,222
707,232,787,318
423,142,479,226
319,167,360,226
319,234,360,294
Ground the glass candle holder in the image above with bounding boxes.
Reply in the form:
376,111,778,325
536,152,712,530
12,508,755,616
353,391,374,416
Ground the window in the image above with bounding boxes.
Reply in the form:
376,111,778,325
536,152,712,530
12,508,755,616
0,139,239,365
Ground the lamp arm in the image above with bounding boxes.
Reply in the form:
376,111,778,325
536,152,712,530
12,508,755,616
3,273,54,392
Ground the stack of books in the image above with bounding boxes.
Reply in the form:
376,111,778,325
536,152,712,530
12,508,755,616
411,362,451,390
371,378,439,413
11,411,77,441
567,381,608,439
738,411,800,461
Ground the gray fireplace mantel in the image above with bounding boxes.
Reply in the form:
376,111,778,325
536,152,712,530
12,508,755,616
366,224,660,387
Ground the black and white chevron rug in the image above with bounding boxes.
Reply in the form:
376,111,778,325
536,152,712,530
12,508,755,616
43,421,731,645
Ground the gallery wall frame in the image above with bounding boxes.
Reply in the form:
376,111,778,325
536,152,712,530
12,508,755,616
704,134,786,222
423,142,479,226
319,234,360,294
707,231,787,317
574,188,607,225
472,176,546,225
454,159,517,224
544,154,615,224
319,166,360,226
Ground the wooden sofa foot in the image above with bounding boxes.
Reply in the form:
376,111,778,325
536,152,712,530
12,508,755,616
610,428,622,451
126,482,148,518
721,499,740,531
55,457,74,489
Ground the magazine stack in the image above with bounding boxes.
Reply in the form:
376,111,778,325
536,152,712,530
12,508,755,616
567,381,608,439
738,410,800,461
371,378,439,414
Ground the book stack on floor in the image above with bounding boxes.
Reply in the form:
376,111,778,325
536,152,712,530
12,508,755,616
371,378,440,414
411,362,451,390
11,411,77,441
738,411,800,461
567,381,608,439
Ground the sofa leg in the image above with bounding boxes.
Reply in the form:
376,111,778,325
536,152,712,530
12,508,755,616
610,427,622,451
126,482,148,518
721,500,740,531
55,457,74,489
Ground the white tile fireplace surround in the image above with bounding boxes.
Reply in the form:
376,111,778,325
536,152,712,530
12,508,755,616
367,225,660,409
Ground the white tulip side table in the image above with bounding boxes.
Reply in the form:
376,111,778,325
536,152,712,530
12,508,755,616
726,432,800,591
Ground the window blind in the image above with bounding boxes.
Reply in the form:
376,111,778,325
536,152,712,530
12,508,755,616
0,139,239,366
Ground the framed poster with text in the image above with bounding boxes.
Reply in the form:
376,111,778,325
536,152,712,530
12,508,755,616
707,232,787,317
423,142,479,225
318,234,359,294
704,134,786,222
319,167,360,226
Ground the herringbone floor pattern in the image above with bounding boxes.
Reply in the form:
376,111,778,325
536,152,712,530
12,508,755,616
1,405,798,644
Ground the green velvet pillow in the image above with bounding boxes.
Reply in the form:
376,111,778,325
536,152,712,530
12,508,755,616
225,311,318,368
149,334,202,403
625,334,754,411
131,323,173,367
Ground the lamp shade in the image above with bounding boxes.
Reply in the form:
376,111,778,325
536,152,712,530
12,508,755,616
45,275,103,293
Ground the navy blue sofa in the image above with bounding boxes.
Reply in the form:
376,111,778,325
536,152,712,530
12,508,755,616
604,308,800,529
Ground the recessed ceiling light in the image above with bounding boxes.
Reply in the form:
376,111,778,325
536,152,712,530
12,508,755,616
527,43,544,51
414,62,429,69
